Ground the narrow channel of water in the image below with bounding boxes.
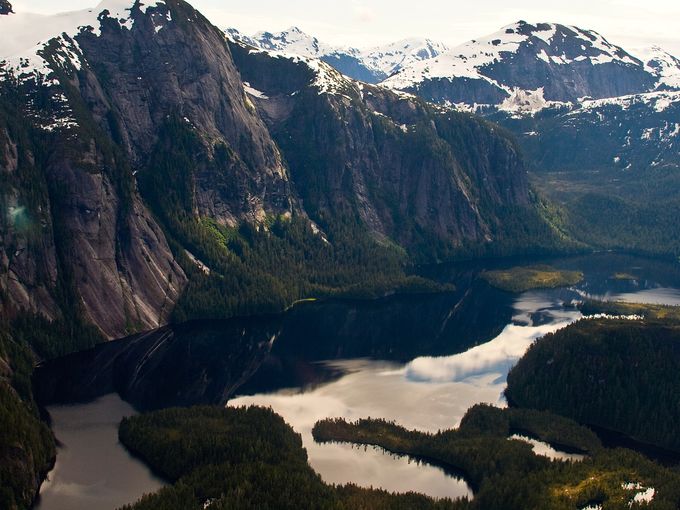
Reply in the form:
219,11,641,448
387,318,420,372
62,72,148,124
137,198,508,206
34,394,164,510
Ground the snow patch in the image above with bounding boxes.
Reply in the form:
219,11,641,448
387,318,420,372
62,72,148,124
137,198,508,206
243,82,269,100
0,1,170,85
499,87,553,115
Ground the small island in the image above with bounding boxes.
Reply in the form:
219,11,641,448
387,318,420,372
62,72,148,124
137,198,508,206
481,265,584,293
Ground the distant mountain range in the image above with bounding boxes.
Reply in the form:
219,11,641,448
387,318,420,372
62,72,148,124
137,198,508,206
228,22,680,108
228,22,680,173
225,27,450,84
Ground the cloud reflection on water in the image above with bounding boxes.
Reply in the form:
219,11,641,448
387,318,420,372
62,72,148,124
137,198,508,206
230,290,582,499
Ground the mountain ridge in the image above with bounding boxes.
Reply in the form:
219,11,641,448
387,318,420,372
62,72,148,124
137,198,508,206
0,0,557,342
226,26,450,84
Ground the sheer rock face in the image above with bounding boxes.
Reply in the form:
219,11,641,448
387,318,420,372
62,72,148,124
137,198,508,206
0,120,187,339
0,0,541,339
230,43,532,251
0,0,297,338
73,0,295,226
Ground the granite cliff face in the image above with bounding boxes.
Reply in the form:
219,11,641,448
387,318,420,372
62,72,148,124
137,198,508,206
230,42,542,257
0,0,298,338
73,1,295,226
0,0,548,341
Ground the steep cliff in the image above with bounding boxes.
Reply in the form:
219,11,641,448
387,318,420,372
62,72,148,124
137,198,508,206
0,0,299,339
230,42,557,259
0,0,563,345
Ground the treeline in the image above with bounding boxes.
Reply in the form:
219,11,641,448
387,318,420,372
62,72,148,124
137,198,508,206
313,405,680,509
0,329,55,510
506,318,680,453
118,406,464,510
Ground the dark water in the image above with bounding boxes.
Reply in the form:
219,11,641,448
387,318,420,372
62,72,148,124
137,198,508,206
35,395,163,510
34,253,680,508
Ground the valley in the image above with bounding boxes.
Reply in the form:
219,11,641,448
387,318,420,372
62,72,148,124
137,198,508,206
0,0,679,509
30,253,680,509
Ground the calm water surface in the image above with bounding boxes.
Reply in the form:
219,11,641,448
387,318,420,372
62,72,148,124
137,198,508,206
36,254,680,507
35,394,163,510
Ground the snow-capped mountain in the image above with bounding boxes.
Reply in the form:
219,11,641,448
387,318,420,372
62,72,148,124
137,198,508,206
226,26,449,84
0,0,175,86
0,0,13,15
635,46,680,90
382,21,680,110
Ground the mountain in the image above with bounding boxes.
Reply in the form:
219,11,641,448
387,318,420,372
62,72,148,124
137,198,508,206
0,3,563,502
0,0,556,345
226,26,449,84
636,46,680,90
492,90,680,173
230,41,560,260
376,23,680,175
382,20,679,108
0,0,299,341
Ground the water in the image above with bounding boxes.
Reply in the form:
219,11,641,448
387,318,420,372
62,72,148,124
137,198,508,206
229,289,579,499
229,254,680,498
35,253,680,507
509,435,586,462
35,394,163,510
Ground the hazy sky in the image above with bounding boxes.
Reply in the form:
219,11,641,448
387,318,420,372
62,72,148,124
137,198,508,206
11,0,680,54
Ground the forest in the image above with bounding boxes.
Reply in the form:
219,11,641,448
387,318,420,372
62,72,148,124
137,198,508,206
116,402,680,510
313,405,680,509
117,406,465,510
506,318,680,453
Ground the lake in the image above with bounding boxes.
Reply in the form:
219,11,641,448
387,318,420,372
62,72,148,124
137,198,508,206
34,394,163,510
34,253,680,508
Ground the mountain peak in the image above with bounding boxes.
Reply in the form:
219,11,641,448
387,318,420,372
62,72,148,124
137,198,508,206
228,27,449,83
382,20,669,106
0,0,13,15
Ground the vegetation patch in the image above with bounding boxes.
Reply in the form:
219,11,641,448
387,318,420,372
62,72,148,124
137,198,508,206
507,318,680,453
118,406,465,510
580,300,680,321
313,406,680,510
481,265,583,293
